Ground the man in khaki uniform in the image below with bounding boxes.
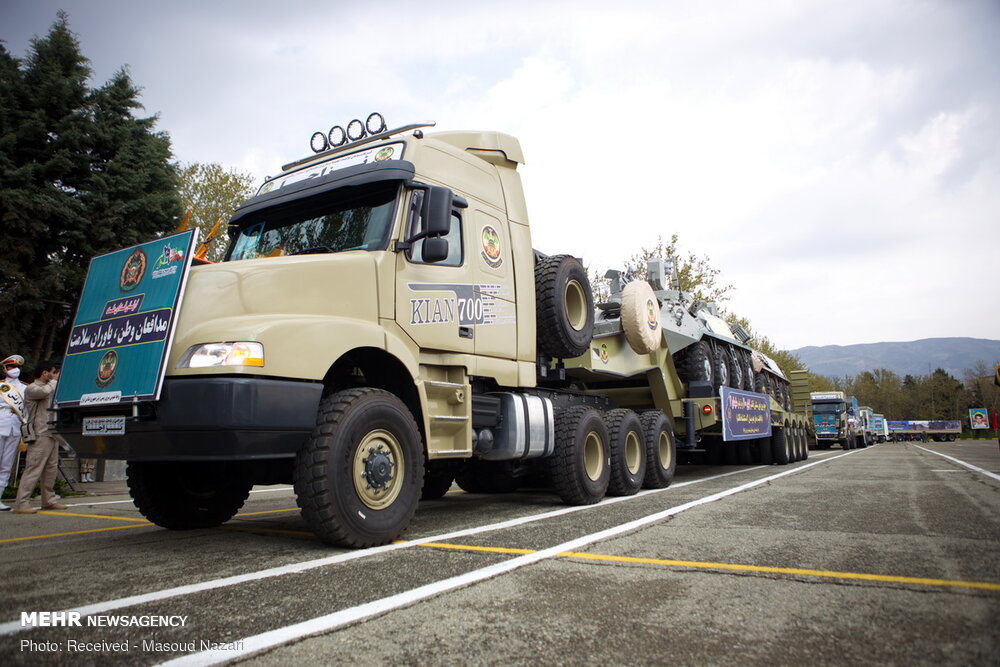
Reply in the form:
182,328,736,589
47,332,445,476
12,361,67,513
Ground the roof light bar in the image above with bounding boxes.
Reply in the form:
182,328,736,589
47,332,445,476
309,112,399,153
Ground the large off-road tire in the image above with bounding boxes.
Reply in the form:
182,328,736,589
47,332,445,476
640,410,676,488
678,341,713,388
294,388,423,547
771,427,790,465
535,254,594,359
420,461,456,500
799,427,809,460
551,406,609,505
729,348,744,392
620,281,661,355
455,459,518,494
127,460,252,530
605,409,647,496
757,436,773,465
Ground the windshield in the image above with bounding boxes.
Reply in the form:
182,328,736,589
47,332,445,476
812,402,844,414
227,182,398,261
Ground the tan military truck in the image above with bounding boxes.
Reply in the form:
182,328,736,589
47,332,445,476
58,115,810,547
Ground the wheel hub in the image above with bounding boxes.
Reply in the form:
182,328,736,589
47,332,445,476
361,444,394,491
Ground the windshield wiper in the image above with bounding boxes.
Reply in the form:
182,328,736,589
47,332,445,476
290,246,335,255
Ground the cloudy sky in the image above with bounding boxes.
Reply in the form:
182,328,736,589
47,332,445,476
3,0,998,350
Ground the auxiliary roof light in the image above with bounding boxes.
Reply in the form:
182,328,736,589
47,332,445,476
308,113,389,153
366,112,386,135
310,131,329,154
327,125,347,148
346,119,366,142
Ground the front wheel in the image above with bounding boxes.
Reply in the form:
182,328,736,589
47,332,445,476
127,461,252,530
295,388,423,547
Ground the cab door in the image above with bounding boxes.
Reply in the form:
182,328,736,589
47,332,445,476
394,188,474,355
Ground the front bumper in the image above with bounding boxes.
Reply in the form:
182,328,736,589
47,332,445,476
57,376,324,461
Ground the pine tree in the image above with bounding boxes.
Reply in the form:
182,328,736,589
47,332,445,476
0,12,181,364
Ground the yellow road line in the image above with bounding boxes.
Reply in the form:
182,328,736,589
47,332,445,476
417,542,1000,592
37,510,149,523
0,523,150,544
233,508,301,518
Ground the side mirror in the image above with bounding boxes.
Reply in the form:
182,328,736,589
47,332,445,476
422,186,454,237
421,237,449,263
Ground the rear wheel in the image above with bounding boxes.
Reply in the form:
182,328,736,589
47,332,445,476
127,461,252,530
294,388,423,547
640,411,676,488
606,409,647,496
421,461,457,500
551,407,610,504
679,341,713,388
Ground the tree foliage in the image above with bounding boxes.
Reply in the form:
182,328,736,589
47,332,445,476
177,162,255,262
0,12,181,365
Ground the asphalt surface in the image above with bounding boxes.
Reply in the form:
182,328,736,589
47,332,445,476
1,440,998,666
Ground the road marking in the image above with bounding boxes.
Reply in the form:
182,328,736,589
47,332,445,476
0,523,150,544
62,486,295,508
162,451,857,666
34,511,150,523
415,542,1000,592
915,446,1000,482
0,458,835,637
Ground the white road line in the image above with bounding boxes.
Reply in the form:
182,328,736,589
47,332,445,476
915,446,1000,482
1,465,763,636
164,449,857,666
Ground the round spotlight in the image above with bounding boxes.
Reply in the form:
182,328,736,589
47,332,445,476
310,131,329,153
328,125,347,147
366,112,386,135
347,119,366,142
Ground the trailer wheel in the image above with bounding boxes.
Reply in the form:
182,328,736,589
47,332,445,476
799,426,809,460
757,436,773,464
771,427,790,464
640,410,676,488
551,406,609,504
620,281,661,355
127,461,252,530
605,409,647,496
294,388,423,547
535,254,594,359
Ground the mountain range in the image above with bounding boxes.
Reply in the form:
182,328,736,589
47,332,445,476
788,337,1000,380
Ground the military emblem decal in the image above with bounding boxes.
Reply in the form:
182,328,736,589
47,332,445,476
481,225,503,268
646,298,660,330
119,248,147,292
95,350,118,388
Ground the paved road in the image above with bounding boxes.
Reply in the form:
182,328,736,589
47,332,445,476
2,441,998,665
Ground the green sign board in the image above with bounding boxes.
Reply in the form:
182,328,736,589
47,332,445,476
55,230,197,407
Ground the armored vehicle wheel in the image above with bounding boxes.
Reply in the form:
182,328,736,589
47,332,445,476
712,346,732,392
620,281,661,355
551,406,609,505
294,388,423,547
771,427,790,464
605,409,647,496
535,254,594,359
679,341,713,386
737,441,754,465
127,461,252,530
640,410,676,489
799,427,809,460
729,349,744,391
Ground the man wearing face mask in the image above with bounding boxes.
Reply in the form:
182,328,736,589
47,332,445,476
0,354,28,511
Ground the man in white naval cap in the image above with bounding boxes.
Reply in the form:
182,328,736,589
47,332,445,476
0,354,28,510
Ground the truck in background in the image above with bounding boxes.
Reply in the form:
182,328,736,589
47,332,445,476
871,413,888,443
887,420,961,442
54,115,812,548
810,391,858,450
857,405,876,447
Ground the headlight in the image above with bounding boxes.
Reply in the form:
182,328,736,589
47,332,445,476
177,342,264,368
